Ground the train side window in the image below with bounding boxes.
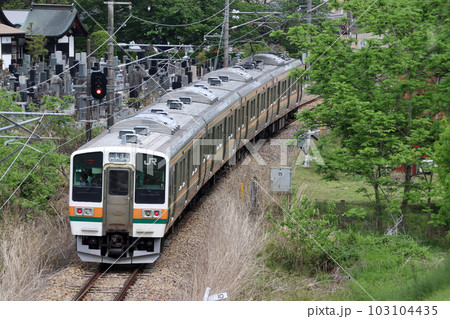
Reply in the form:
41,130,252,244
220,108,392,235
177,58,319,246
236,109,239,130
251,99,255,119
224,117,227,138
261,92,266,110
207,128,213,155
187,149,192,177
175,163,180,190
277,82,281,100
182,158,186,186
229,115,233,138
219,124,223,142
271,87,275,104
212,126,216,154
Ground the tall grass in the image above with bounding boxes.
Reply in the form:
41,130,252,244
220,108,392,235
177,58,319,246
379,255,450,301
189,164,269,300
0,198,74,300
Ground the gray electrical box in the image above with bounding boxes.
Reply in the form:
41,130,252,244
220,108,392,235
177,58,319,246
270,167,292,193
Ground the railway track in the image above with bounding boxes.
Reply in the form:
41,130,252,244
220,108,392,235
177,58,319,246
73,264,144,301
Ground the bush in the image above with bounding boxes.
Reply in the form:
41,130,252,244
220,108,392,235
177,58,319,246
266,195,339,274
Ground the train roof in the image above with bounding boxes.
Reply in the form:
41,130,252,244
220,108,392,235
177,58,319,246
78,53,303,159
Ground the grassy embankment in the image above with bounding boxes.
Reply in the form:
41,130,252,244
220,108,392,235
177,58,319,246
247,167,449,301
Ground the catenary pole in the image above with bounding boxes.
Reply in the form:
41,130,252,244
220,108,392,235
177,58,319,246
224,0,230,67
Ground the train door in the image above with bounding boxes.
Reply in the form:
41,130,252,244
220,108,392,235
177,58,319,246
104,167,133,233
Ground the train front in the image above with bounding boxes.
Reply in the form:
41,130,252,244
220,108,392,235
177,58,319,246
69,148,169,264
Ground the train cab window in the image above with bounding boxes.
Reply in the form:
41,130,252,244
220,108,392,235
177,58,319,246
109,170,129,196
135,153,166,204
72,152,103,202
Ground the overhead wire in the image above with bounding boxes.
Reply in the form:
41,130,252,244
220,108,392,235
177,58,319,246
0,113,45,182
130,0,236,28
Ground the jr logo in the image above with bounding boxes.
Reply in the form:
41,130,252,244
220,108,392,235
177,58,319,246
144,158,158,166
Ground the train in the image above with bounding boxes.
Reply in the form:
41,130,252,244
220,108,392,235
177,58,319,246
69,52,305,264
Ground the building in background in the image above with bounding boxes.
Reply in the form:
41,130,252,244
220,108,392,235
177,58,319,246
19,3,89,59
0,7,25,70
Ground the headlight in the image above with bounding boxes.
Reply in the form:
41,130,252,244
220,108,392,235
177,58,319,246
75,207,95,216
142,210,162,218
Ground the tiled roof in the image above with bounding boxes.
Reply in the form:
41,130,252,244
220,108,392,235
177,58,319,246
0,7,16,26
0,23,25,36
19,3,88,38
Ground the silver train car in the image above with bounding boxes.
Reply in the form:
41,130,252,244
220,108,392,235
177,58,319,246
69,53,305,264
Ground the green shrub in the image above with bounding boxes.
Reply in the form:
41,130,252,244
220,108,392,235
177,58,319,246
266,196,339,274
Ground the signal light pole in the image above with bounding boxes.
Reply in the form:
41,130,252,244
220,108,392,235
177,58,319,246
104,1,132,128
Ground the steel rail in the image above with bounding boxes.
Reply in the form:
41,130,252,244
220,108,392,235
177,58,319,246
73,265,143,301
72,266,103,301
113,265,143,301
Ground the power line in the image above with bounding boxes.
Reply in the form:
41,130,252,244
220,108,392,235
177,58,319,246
131,6,227,28
0,113,45,182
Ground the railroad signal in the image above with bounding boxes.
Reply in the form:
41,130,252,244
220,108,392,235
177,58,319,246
85,121,92,141
91,71,107,100
340,24,347,35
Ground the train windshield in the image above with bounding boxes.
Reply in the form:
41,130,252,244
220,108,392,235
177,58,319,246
135,154,166,204
72,152,103,202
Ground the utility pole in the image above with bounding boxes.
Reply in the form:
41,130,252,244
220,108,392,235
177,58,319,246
107,2,115,128
104,2,132,128
307,0,312,24
86,39,92,123
306,0,312,70
224,0,230,68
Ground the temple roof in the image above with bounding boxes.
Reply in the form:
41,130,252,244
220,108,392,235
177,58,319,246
19,3,88,38
0,7,16,27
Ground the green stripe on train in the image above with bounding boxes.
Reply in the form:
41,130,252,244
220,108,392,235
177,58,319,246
69,216,102,222
133,219,167,224
69,217,167,224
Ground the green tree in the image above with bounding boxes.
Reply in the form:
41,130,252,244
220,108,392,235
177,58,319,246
433,121,450,233
0,93,80,218
25,22,48,64
89,30,110,60
283,0,449,229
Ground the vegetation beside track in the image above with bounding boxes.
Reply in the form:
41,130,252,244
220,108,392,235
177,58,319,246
248,167,449,301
